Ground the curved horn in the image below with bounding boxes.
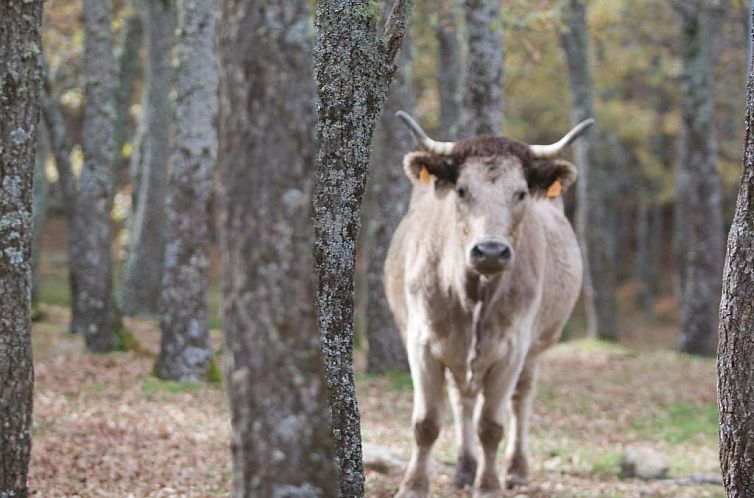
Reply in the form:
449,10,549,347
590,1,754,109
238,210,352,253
396,111,455,155
530,118,596,159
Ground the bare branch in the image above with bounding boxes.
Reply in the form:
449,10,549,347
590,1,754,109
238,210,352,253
382,0,416,65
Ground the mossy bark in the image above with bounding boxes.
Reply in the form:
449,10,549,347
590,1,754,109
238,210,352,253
155,0,215,382
313,0,415,494
0,0,43,494
218,1,337,496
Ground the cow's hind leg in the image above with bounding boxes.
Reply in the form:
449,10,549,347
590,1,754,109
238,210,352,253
396,348,445,498
447,372,478,489
504,361,538,488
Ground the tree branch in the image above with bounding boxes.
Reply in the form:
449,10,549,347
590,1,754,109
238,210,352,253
382,0,416,65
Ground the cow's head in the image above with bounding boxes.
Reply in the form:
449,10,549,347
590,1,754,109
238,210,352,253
398,111,593,276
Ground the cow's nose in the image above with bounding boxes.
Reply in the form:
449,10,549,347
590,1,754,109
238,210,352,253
470,240,512,274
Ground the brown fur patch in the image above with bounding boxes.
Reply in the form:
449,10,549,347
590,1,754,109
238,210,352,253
527,159,577,196
451,135,535,170
403,151,459,184
414,418,441,446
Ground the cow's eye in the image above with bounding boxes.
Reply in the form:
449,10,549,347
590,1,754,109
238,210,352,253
456,185,468,199
515,190,528,202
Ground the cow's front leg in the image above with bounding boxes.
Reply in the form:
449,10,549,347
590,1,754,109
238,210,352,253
504,361,538,488
395,345,445,498
474,358,525,498
447,371,479,489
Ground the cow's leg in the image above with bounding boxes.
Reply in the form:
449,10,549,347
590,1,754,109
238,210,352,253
504,361,538,488
474,357,525,498
395,347,445,498
447,372,478,489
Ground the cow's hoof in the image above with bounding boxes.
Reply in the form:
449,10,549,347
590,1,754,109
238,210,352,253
505,473,528,489
471,489,504,498
394,487,428,498
452,453,477,489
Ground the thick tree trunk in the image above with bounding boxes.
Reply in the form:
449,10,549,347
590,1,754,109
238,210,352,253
363,32,412,375
437,0,463,140
218,1,337,495
0,1,43,494
121,0,175,315
673,0,724,356
463,0,503,135
560,0,618,341
76,0,119,351
155,0,216,382
718,19,754,496
32,127,49,305
313,1,415,494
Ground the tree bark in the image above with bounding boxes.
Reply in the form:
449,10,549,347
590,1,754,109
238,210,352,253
313,0,415,494
560,0,618,341
76,0,119,351
673,0,724,356
718,15,754,495
114,2,143,181
0,1,43,494
363,31,412,375
121,0,175,316
155,0,216,382
218,1,337,496
463,0,504,135
436,0,463,140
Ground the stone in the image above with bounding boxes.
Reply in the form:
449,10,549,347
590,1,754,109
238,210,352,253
619,445,669,479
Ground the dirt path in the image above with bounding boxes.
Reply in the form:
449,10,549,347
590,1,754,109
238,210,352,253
28,305,722,497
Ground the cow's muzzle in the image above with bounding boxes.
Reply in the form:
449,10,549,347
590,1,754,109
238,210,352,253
469,238,513,275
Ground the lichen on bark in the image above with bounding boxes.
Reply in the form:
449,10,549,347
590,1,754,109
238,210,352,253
312,0,415,495
0,1,43,495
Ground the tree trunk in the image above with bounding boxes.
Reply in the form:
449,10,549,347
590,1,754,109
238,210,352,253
673,0,724,356
155,0,216,382
121,0,175,316
218,1,337,495
76,0,119,351
363,32,413,375
32,126,49,305
0,1,43,494
463,0,503,135
718,16,754,495
560,0,618,341
313,1,415,494
114,2,143,184
437,0,463,140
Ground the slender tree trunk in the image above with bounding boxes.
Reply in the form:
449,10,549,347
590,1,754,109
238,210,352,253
313,1,415,494
77,0,119,351
32,126,49,305
218,1,337,495
560,0,618,341
121,0,175,315
363,31,412,375
673,0,724,356
0,1,43,494
718,16,754,495
463,0,503,135
114,2,143,183
155,0,216,382
437,0,463,140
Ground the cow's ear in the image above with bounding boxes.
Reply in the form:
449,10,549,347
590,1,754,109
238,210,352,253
527,159,577,197
403,151,459,186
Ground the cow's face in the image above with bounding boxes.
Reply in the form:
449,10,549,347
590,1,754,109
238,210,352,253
452,155,528,275
404,141,576,276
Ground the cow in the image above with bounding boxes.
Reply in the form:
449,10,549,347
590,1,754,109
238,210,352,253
385,112,593,498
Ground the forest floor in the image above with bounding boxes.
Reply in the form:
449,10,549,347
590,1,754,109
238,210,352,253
28,217,723,497
28,305,722,498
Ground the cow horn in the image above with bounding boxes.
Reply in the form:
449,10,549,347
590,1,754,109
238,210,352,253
529,118,596,159
397,111,455,156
